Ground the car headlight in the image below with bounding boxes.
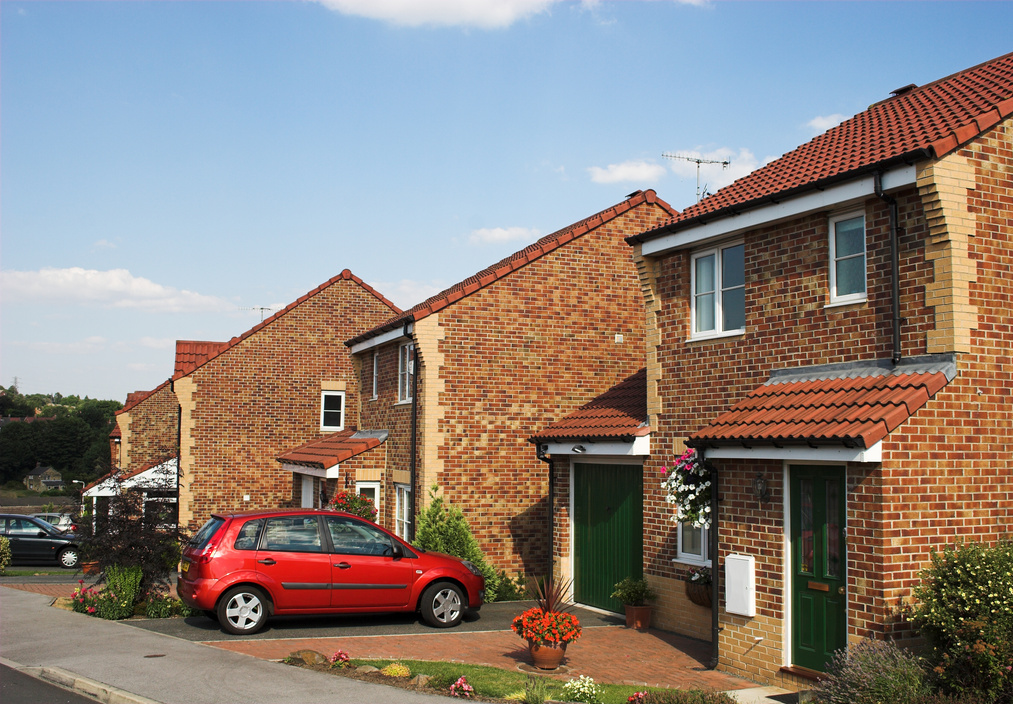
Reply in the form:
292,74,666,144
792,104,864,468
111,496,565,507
461,560,483,577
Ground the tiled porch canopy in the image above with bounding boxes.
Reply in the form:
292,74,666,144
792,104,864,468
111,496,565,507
278,428,387,478
688,355,956,458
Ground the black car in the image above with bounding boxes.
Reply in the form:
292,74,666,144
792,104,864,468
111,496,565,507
1,514,81,568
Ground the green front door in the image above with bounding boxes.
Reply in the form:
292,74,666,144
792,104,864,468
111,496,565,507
790,465,847,671
573,463,643,613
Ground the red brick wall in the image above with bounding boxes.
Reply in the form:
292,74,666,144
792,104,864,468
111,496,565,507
179,276,397,530
117,382,179,472
356,198,673,576
644,122,1013,686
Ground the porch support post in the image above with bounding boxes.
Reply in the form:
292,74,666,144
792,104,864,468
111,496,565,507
706,450,719,669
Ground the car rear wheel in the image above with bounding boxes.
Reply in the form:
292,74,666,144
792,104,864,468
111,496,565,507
420,581,464,628
58,547,80,569
218,586,268,635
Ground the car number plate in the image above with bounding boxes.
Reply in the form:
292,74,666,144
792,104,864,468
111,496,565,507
181,561,189,573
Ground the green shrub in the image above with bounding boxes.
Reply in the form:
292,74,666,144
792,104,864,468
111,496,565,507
908,540,1013,704
144,592,197,618
810,638,929,704
0,536,11,575
492,571,527,602
412,485,501,598
522,675,550,704
563,675,602,703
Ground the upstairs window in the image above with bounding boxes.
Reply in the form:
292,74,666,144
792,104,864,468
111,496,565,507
398,343,415,403
320,391,345,431
829,211,866,304
691,242,745,338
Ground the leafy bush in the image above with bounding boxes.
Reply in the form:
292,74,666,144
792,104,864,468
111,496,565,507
144,592,197,618
522,675,550,704
380,662,411,678
77,466,189,599
0,536,11,575
611,576,656,606
492,571,527,602
412,484,501,598
810,638,929,704
908,540,1013,704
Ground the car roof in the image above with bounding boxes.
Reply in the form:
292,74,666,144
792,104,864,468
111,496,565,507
210,508,353,520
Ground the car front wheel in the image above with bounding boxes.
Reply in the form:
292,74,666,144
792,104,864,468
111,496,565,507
58,547,80,569
218,586,268,635
420,581,464,628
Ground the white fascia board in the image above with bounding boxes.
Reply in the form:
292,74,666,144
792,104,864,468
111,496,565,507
348,323,413,355
282,463,342,479
642,165,917,257
539,436,650,457
704,442,882,463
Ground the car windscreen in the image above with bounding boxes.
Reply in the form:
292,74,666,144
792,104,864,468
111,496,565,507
188,517,226,549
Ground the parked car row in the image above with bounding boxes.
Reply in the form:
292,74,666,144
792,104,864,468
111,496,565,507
178,508,485,635
0,514,81,568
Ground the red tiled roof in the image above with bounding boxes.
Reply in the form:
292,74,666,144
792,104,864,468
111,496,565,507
689,369,951,450
109,424,122,438
175,341,227,376
348,190,676,346
277,428,385,469
174,269,401,381
530,368,648,442
633,51,1013,242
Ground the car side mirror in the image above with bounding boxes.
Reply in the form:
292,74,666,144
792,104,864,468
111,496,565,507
391,542,404,559
37,531,47,538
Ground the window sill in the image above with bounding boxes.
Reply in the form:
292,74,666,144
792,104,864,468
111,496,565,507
395,399,413,407
321,426,345,433
687,329,745,344
672,558,712,568
825,297,867,310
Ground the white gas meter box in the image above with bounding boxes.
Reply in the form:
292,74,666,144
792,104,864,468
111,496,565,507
725,554,756,617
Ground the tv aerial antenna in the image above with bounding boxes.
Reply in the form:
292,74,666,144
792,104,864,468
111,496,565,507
240,306,274,321
662,152,731,202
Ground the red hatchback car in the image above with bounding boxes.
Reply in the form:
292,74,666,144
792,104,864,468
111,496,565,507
178,508,484,635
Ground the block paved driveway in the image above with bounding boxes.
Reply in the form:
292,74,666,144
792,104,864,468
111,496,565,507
6,580,754,692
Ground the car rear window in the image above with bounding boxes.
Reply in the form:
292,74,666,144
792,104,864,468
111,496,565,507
189,517,226,549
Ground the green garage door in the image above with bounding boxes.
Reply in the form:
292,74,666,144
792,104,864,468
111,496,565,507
573,463,643,613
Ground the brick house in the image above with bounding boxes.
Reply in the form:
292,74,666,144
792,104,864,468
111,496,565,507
331,191,676,578
167,270,400,530
23,464,63,491
540,52,1013,688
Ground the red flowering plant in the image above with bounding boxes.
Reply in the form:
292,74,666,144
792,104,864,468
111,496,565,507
511,576,582,646
328,490,378,521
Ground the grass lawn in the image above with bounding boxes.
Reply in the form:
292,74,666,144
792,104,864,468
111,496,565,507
1,568,72,577
291,657,734,704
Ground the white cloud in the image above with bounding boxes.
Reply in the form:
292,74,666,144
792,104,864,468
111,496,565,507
314,0,557,28
137,337,176,350
469,226,542,245
0,267,234,314
369,278,448,311
587,159,667,184
15,337,108,355
807,113,849,135
93,239,117,250
663,147,771,197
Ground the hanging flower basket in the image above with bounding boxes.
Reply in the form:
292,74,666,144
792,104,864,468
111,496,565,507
686,581,712,607
660,448,713,529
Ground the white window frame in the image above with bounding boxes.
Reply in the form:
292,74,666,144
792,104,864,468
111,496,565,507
690,240,745,340
356,480,380,515
395,483,412,539
828,210,867,305
371,351,379,400
676,523,711,566
320,391,345,431
398,343,415,404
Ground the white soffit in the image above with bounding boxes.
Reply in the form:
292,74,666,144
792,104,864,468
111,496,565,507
540,436,650,457
642,165,917,257
348,323,413,354
282,463,342,479
704,442,882,463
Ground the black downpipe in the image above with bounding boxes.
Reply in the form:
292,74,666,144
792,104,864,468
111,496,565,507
704,448,720,670
875,173,902,364
535,445,554,585
409,338,419,543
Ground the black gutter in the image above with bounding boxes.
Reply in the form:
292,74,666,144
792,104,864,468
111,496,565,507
535,444,554,585
628,149,933,246
875,172,903,364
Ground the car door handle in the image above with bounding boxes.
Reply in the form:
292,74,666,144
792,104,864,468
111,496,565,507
257,558,276,565
334,562,351,569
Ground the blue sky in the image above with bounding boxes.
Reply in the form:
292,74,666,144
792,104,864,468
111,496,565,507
2,0,1010,402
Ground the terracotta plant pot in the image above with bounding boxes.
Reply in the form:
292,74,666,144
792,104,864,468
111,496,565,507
81,561,101,576
686,581,712,607
528,640,567,670
624,604,652,630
